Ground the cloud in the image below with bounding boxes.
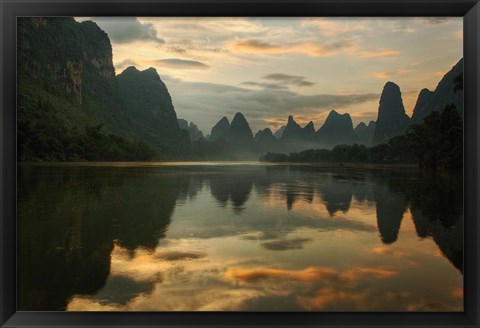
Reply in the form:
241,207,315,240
163,75,380,133
87,17,164,44
422,17,450,25
263,73,316,87
302,18,373,37
261,238,312,251
114,59,138,70
224,267,337,284
240,81,287,90
223,266,396,285
353,48,400,58
300,288,366,309
155,59,210,70
372,63,419,79
227,39,351,57
241,74,315,91
454,30,463,40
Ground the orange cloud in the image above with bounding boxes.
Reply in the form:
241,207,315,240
224,267,337,284
340,267,398,282
223,266,397,285
300,287,366,309
227,39,349,57
228,39,399,60
353,48,400,58
369,246,408,258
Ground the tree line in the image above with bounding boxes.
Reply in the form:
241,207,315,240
261,104,462,170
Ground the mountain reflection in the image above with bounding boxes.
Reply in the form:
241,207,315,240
18,163,463,311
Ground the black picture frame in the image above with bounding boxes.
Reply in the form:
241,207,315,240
1,0,479,327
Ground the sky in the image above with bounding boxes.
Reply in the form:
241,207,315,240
76,17,463,135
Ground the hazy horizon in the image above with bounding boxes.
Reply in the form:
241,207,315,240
75,17,463,134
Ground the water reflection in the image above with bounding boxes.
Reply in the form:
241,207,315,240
18,163,463,311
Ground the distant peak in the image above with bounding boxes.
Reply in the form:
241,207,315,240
356,122,367,128
287,115,296,124
327,109,340,117
304,121,315,129
383,81,401,91
122,66,139,73
218,116,230,125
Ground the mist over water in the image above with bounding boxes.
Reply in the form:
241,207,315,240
18,162,463,311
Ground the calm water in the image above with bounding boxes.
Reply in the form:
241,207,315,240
18,162,463,311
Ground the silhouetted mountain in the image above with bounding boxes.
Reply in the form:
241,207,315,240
177,119,188,130
303,121,316,139
374,184,407,244
117,66,191,158
274,125,286,139
281,116,304,142
372,82,410,145
255,128,278,153
411,58,464,123
354,121,376,146
188,122,204,141
319,175,353,216
178,119,204,142
210,116,230,142
256,128,276,144
316,110,356,149
224,112,255,148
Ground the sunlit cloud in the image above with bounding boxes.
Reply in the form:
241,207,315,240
300,288,366,309
352,48,400,58
223,266,396,285
227,39,351,57
369,246,408,258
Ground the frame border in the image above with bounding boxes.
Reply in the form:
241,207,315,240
1,0,479,327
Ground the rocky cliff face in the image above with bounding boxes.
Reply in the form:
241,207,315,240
411,58,464,123
18,17,121,120
17,17,192,159
316,110,356,149
117,66,190,157
372,82,410,145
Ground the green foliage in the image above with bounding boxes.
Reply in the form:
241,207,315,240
408,104,462,169
18,100,155,161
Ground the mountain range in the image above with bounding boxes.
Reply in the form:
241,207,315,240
17,17,464,161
